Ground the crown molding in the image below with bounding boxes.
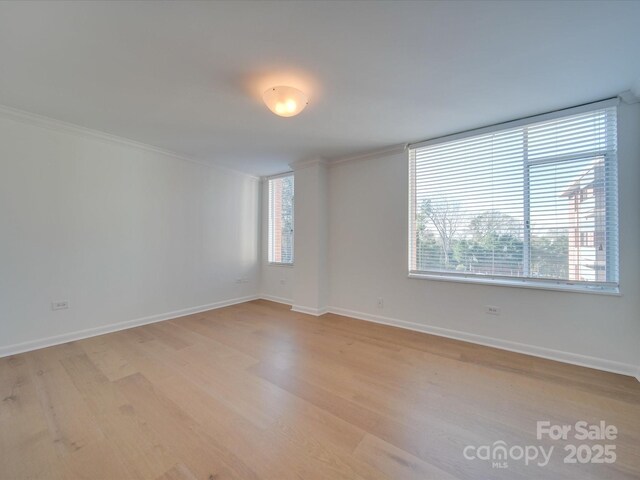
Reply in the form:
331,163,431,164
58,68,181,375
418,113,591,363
261,171,295,182
0,103,259,181
619,78,640,105
288,157,329,171
328,143,407,167
619,90,639,104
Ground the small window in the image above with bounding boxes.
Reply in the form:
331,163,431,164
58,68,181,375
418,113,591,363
268,174,294,265
579,231,595,248
408,101,619,293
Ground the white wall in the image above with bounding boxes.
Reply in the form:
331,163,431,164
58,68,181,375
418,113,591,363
290,160,329,314
327,102,640,373
0,110,260,354
10,99,634,373
259,160,331,313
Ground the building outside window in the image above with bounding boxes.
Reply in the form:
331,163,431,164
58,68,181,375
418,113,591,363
268,174,294,264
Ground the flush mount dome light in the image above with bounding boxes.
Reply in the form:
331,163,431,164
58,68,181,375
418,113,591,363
263,86,309,117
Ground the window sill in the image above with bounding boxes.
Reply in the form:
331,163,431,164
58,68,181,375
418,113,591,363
267,262,294,267
408,272,621,296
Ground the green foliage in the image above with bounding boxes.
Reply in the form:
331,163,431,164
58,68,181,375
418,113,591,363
530,233,569,278
415,202,568,278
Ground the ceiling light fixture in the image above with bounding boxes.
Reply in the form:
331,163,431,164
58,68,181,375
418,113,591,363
263,86,309,117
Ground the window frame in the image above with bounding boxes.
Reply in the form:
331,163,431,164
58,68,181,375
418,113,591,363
407,99,620,295
267,172,295,266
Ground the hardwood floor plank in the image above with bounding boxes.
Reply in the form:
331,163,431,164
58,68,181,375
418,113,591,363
155,463,199,480
152,374,297,480
0,355,63,479
60,438,131,480
129,335,279,429
116,372,260,480
249,360,493,480
80,334,140,381
353,434,459,480
1,300,638,479
26,349,105,456
144,323,193,351
59,354,179,479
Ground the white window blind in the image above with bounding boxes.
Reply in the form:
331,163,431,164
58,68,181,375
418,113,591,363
268,174,294,264
409,100,619,292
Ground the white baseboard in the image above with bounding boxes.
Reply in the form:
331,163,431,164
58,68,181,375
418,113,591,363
4,296,637,382
0,295,259,358
258,294,292,306
291,305,329,316
327,306,639,379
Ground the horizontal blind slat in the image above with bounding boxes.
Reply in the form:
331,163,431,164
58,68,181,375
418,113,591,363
409,106,618,290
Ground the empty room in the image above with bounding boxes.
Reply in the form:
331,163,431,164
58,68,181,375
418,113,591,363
1,1,639,479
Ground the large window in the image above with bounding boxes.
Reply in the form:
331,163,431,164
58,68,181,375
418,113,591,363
268,174,294,264
409,101,618,293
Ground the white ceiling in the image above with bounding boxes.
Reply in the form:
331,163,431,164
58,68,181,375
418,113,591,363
1,1,639,176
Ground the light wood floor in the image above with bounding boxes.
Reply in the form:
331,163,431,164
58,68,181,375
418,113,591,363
1,300,639,480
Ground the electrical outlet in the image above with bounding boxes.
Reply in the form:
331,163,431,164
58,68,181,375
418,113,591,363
377,297,384,309
485,305,500,315
51,301,69,311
